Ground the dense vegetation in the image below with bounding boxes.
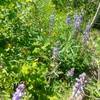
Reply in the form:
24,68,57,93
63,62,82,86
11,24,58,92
0,0,100,100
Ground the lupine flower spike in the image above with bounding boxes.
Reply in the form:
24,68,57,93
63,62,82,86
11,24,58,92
83,22,91,44
72,72,87,98
66,15,71,24
74,13,82,31
12,82,25,100
67,68,75,77
52,41,60,61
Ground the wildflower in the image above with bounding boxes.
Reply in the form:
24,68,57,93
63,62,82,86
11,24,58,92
83,23,91,44
85,23,91,33
72,72,87,98
52,41,60,61
74,14,82,30
12,83,25,100
66,15,71,24
74,14,79,21
67,68,75,77
52,47,59,61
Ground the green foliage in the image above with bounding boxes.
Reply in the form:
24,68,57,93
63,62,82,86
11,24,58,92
84,80,100,100
0,0,99,99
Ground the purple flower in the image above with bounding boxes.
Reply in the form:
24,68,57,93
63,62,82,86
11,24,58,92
66,16,71,24
79,72,86,78
67,68,75,77
52,47,59,61
85,23,91,33
74,14,79,21
52,41,60,61
17,83,25,92
83,23,91,44
72,73,86,98
75,21,80,30
12,83,25,100
74,14,82,30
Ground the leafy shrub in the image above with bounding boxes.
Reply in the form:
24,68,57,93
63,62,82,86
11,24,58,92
0,0,99,99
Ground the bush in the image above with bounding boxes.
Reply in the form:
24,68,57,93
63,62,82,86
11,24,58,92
0,0,99,99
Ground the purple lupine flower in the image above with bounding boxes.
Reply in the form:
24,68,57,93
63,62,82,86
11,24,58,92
66,16,71,24
67,68,75,77
52,47,59,61
74,14,79,21
72,72,87,98
12,83,25,100
85,23,91,33
83,23,91,44
74,14,82,30
52,41,60,61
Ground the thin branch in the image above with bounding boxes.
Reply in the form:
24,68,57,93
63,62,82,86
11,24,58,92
90,2,100,27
